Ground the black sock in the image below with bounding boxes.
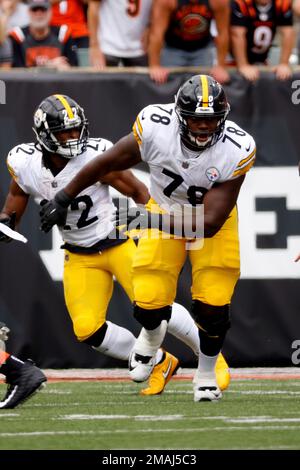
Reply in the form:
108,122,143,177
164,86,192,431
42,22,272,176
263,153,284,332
198,330,225,356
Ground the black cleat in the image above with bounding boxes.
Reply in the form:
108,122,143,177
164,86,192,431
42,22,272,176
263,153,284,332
0,360,47,409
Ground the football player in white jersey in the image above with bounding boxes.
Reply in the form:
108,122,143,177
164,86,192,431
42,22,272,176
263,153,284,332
0,93,230,396
39,77,255,402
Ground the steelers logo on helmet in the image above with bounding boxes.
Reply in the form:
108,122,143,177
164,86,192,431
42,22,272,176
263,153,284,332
32,94,89,159
175,74,230,152
34,108,44,128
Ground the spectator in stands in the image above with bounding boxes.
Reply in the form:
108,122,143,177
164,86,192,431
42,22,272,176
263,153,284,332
0,0,29,67
9,0,78,69
88,0,152,69
148,0,230,85
231,0,295,81
50,0,89,49
294,0,300,64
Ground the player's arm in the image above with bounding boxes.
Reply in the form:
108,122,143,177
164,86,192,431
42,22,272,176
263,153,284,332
157,175,245,238
67,133,142,197
0,179,29,223
121,175,245,239
101,170,150,204
0,179,29,242
39,133,142,231
201,175,245,237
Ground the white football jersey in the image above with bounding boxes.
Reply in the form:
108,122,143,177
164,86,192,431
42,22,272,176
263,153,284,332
133,103,256,210
98,0,152,58
7,138,116,247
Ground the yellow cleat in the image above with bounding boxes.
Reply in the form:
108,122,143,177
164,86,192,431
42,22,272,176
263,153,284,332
215,353,230,391
140,351,179,396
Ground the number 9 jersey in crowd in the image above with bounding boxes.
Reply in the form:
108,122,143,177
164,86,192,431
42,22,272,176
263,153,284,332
132,103,256,210
6,138,116,248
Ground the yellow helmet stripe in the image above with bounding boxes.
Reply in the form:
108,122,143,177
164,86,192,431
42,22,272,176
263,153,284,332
54,94,74,119
200,75,209,107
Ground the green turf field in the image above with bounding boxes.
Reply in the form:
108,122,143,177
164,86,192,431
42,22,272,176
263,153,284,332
0,379,300,450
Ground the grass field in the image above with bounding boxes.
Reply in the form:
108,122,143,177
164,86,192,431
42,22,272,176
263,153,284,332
1,376,300,450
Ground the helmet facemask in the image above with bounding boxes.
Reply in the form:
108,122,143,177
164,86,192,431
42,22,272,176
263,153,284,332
51,120,89,159
176,107,229,151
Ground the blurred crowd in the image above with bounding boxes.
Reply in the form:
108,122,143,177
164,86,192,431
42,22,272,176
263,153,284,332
0,0,299,82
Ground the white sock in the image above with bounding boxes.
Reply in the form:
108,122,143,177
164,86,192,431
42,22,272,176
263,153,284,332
154,349,163,365
134,320,168,357
167,302,200,356
92,321,135,361
197,351,219,379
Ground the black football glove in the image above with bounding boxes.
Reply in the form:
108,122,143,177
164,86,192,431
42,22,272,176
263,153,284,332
39,190,73,233
0,212,16,243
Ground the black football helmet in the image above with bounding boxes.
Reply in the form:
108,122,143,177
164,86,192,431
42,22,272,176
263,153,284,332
33,94,89,158
175,75,230,151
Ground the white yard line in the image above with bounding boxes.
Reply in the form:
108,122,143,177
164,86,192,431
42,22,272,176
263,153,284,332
0,413,19,417
227,418,300,423
227,390,300,395
57,414,183,421
1,425,300,438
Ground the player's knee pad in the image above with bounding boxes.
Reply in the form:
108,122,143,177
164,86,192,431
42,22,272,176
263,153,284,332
191,300,231,338
133,304,172,330
81,322,108,346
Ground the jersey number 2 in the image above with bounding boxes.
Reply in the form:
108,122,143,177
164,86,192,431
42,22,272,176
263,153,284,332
70,195,98,229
